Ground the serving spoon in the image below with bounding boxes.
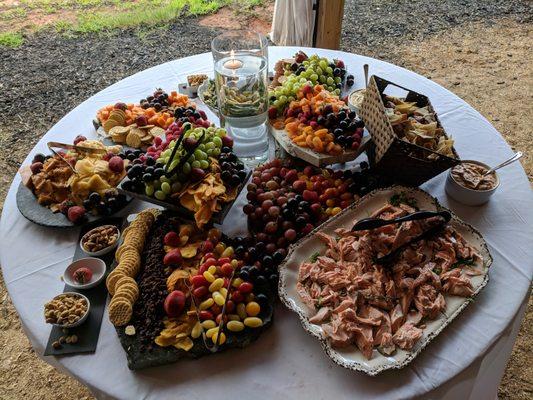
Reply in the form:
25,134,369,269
483,151,523,176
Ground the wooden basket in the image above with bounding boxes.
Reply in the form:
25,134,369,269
360,75,460,186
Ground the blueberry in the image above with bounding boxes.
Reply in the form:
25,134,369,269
221,146,231,153
153,168,165,178
348,111,356,119
338,111,346,120
239,269,250,281
145,166,154,175
143,173,154,182
269,273,279,287
262,255,274,268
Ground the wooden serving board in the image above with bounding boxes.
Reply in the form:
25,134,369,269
269,125,371,167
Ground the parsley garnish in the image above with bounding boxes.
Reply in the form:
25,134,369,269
310,251,320,262
451,257,475,269
390,192,418,209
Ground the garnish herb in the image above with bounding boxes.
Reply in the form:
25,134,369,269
310,251,320,262
390,192,418,209
451,257,475,269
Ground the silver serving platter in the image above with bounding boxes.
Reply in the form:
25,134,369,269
278,185,492,375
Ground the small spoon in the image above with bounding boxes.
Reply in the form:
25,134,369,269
483,151,523,176
363,64,369,88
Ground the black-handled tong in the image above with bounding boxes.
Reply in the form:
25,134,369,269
164,127,205,177
352,210,452,264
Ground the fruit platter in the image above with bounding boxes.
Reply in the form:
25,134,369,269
278,186,492,375
106,209,275,370
267,52,370,167
17,137,131,227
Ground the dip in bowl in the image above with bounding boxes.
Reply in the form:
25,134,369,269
445,160,499,206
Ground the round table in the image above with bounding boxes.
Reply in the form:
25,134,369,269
1,47,532,400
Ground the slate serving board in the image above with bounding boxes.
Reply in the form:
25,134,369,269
117,169,251,225
43,217,124,356
16,182,132,229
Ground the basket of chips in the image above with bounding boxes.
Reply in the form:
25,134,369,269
360,75,460,186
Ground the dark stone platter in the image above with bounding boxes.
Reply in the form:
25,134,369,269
16,182,132,228
115,307,273,370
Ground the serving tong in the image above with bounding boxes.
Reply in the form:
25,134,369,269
163,125,206,177
47,141,106,174
351,210,452,264
185,267,237,352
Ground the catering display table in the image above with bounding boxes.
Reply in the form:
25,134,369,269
1,47,532,400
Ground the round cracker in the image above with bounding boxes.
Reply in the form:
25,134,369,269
109,299,133,326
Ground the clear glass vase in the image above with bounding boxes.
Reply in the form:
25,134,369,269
212,31,269,166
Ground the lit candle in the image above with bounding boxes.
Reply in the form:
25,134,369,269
223,50,243,70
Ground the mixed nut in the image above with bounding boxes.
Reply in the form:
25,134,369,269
44,293,88,326
81,225,119,253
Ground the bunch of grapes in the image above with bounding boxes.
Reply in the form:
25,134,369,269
238,159,393,279
269,52,350,117
140,88,170,111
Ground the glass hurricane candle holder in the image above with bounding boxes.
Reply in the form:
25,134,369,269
212,31,269,165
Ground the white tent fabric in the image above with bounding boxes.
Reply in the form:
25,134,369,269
1,48,532,400
270,0,315,46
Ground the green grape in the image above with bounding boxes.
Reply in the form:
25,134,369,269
288,96,295,102
187,153,196,163
328,85,335,92
200,160,209,169
206,148,214,156
303,60,309,66
284,70,291,76
161,182,171,194
326,66,333,74
162,149,171,158
335,77,342,84
154,190,166,201
168,160,179,172
212,136,223,147
182,161,191,175
215,128,226,137
273,99,281,107
194,149,206,161
211,148,220,156
319,75,326,84
334,88,341,95
316,66,323,75
154,180,162,190
327,76,334,85
279,95,288,104
171,182,182,193
310,73,319,82
145,184,154,197
319,60,328,70
191,160,201,168
205,141,215,149
169,140,176,148
198,144,206,151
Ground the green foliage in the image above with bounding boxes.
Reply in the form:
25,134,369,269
0,32,24,48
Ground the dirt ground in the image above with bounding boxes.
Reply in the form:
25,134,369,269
0,9,531,400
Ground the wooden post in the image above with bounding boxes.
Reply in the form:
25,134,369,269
314,0,345,49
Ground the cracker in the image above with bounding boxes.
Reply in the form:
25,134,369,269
109,299,133,326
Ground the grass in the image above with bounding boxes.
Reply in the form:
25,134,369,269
0,0,264,48
0,32,24,48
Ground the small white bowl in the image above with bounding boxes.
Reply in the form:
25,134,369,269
347,88,367,115
49,292,91,328
80,225,120,256
64,257,107,289
445,160,500,206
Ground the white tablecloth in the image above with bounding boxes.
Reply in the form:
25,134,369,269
1,47,532,400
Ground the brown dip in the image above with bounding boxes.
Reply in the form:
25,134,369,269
451,162,497,190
